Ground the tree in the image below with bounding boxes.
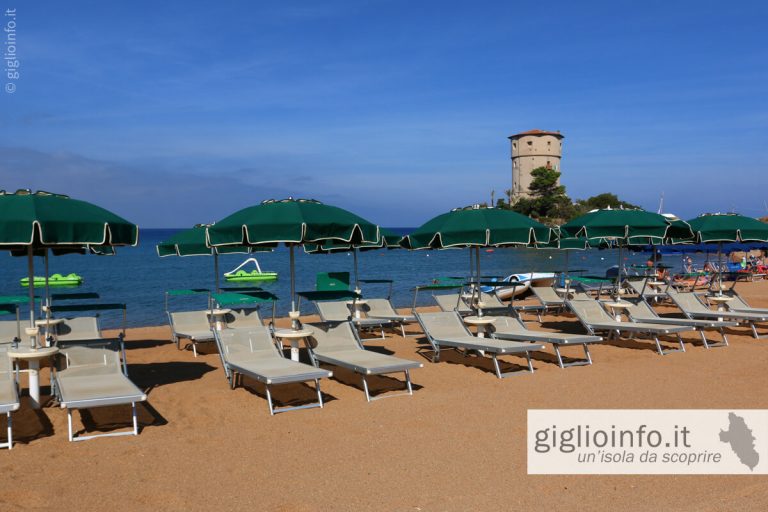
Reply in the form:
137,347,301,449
574,193,639,214
510,166,572,222
495,169,638,224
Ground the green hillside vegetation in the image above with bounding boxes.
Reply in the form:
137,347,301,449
496,167,639,225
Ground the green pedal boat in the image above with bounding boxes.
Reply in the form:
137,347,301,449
20,273,83,287
224,258,278,282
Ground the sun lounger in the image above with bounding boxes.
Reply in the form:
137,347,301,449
473,292,514,315
224,307,264,330
622,296,735,349
313,300,393,339
364,298,420,337
168,310,215,357
415,311,546,378
531,286,568,320
307,321,422,401
53,338,147,442
213,327,332,415
721,291,768,316
628,279,668,301
433,293,473,316
666,287,768,339
0,320,20,344
489,315,602,368
0,347,20,449
566,294,691,355
55,316,102,341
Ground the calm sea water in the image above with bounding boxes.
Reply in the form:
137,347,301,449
0,228,700,329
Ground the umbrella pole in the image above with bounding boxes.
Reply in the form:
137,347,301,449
27,246,37,348
353,248,360,294
214,251,220,293
718,242,723,295
44,248,52,345
476,246,485,316
616,245,623,300
289,244,298,329
44,248,50,316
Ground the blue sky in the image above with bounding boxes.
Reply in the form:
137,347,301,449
1,0,766,227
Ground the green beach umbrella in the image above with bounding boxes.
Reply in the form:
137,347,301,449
683,213,768,293
207,198,380,326
157,224,272,292
0,189,138,347
685,213,768,244
559,208,692,297
401,205,552,250
401,205,553,311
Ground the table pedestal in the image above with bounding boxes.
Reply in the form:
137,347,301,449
7,346,59,410
274,328,314,362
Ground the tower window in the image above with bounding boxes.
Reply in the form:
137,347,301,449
527,141,533,146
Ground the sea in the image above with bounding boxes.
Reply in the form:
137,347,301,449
0,228,711,329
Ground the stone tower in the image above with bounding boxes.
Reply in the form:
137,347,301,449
508,129,564,201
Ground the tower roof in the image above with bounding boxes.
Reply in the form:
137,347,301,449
508,129,564,139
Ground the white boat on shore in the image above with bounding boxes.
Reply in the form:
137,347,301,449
481,272,556,300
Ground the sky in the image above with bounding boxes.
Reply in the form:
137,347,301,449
1,0,767,227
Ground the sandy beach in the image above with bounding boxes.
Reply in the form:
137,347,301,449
2,282,768,511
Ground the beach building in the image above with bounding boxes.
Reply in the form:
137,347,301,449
508,129,564,201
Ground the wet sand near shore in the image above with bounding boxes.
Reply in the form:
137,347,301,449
2,282,767,511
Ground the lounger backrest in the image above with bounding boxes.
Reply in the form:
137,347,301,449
479,292,505,308
365,298,397,317
492,315,528,333
570,291,593,301
433,293,471,313
0,320,19,342
57,339,122,373
225,308,264,329
309,322,361,351
315,301,353,322
569,297,612,324
725,294,750,310
56,317,101,341
622,298,656,318
169,311,211,333
218,328,279,361
0,347,14,378
667,289,710,314
628,280,647,295
532,286,563,305
418,311,469,338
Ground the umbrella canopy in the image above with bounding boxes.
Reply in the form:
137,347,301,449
401,205,552,250
157,224,257,257
682,213,768,293
206,198,379,247
157,224,272,292
207,198,380,325
400,205,553,313
305,228,402,254
685,213,768,243
0,189,138,351
559,208,692,296
0,189,138,247
559,208,690,244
